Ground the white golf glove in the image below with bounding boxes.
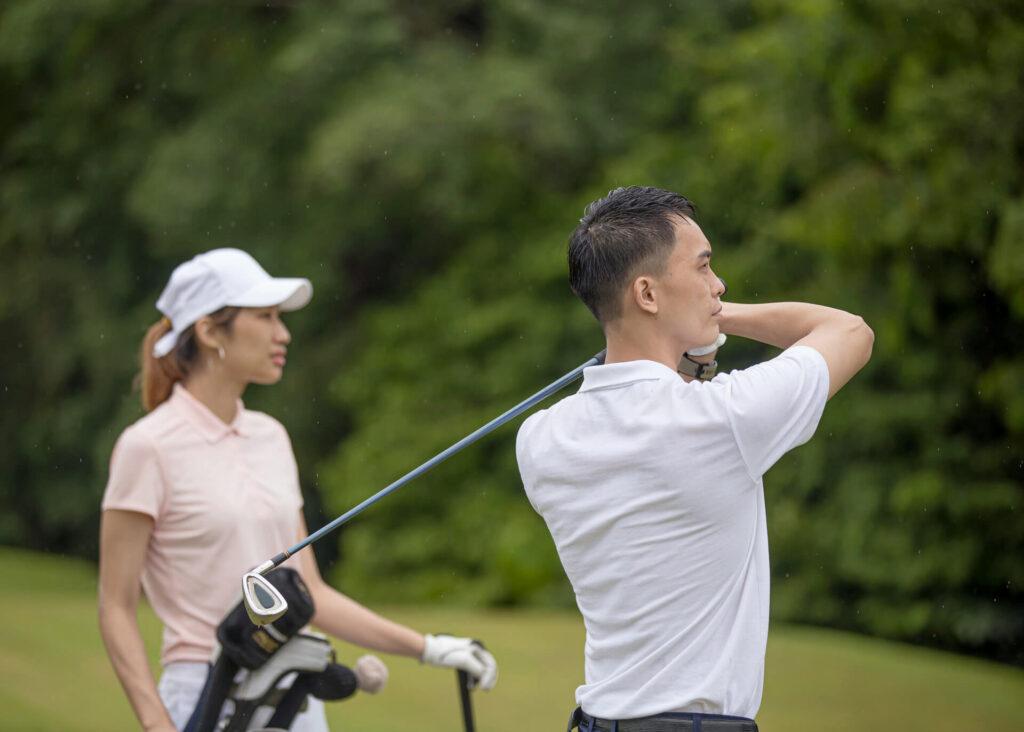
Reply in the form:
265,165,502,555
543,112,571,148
421,633,498,690
353,654,388,694
686,333,727,357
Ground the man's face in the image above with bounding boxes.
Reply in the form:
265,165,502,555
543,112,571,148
647,216,725,351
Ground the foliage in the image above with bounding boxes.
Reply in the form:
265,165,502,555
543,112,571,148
1,0,1021,662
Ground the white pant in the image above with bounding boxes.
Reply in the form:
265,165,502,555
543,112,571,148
159,661,329,731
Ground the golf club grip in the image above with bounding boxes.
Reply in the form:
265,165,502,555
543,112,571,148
457,669,475,732
276,350,606,560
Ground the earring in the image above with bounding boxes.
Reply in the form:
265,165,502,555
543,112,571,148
217,345,226,361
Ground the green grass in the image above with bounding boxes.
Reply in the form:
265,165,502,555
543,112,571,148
2,548,1022,731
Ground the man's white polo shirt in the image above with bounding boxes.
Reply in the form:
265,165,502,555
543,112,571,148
516,345,829,720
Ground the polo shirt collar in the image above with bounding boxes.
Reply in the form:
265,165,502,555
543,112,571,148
579,359,680,393
170,383,249,441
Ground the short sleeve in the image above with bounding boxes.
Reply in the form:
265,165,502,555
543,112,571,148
515,416,539,512
101,427,166,519
724,345,830,479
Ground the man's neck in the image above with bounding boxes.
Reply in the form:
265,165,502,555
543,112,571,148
603,322,683,372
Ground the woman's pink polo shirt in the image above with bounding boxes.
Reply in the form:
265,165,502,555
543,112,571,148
102,383,305,666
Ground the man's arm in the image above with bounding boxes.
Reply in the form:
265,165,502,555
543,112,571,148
718,302,874,399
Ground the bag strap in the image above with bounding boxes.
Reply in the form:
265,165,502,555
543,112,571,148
187,655,238,732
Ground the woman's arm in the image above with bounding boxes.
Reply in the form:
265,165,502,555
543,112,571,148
98,509,177,732
293,513,498,688
294,514,425,657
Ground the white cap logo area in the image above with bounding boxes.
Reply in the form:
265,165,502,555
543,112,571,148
153,248,313,358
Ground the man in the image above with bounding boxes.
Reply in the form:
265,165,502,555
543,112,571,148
516,187,873,731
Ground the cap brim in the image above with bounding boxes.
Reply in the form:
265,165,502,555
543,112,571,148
227,278,313,312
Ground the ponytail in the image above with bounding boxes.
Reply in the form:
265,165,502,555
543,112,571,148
136,307,241,412
139,318,184,412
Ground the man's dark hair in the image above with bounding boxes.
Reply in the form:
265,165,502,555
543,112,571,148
568,186,697,323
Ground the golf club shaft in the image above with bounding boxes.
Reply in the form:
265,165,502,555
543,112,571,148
259,351,606,573
457,670,475,732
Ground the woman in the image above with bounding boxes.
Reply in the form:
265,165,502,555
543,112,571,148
98,248,497,731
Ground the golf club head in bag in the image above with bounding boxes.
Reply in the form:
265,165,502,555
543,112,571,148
244,559,290,625
191,569,317,732
225,567,315,668
309,662,361,700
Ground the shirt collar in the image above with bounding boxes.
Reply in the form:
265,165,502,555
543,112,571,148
578,359,680,393
170,383,249,442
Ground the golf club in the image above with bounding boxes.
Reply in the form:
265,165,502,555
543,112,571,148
242,350,607,625
457,669,475,732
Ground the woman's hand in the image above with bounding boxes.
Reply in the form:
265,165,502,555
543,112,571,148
421,634,499,690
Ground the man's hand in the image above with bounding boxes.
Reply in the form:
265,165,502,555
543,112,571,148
685,333,726,361
421,634,498,690
683,349,718,366
678,334,726,381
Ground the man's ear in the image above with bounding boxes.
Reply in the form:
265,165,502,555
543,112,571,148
632,275,658,315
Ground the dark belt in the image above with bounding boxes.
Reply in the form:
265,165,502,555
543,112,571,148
567,707,758,732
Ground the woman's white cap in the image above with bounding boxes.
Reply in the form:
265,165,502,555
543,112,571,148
153,248,313,358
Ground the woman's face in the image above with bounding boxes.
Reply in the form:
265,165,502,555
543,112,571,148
222,306,292,385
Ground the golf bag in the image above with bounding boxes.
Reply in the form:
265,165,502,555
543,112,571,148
186,568,358,732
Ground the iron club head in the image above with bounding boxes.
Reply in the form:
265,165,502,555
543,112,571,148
242,561,288,625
